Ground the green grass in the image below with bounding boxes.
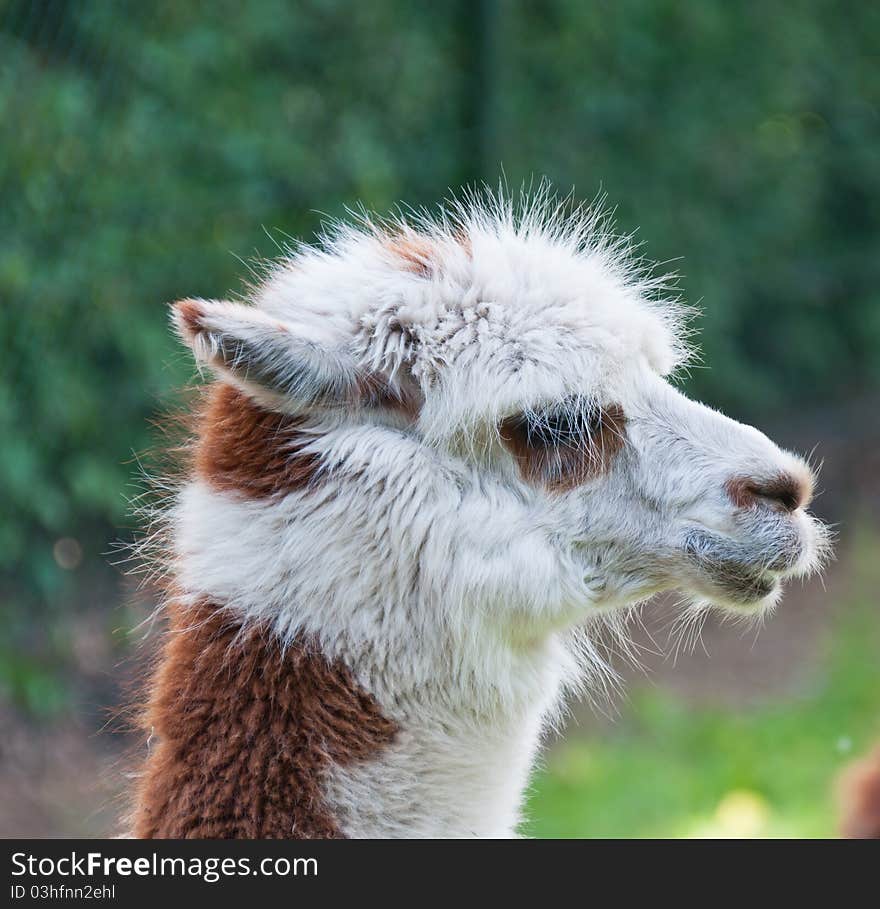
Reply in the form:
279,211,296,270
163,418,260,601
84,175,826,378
525,531,880,838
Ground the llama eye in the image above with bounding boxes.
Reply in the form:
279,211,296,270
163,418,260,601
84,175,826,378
499,400,626,492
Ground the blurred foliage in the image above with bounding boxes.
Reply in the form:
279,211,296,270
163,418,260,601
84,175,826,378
527,531,880,837
0,1,878,709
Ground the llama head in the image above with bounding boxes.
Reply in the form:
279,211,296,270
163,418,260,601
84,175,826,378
171,193,829,649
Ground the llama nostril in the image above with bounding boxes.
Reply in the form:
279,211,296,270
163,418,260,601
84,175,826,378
726,473,811,513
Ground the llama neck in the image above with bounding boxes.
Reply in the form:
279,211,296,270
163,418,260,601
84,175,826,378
131,600,397,839
132,596,566,838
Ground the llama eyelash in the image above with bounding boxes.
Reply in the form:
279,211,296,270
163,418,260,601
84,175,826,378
524,401,614,446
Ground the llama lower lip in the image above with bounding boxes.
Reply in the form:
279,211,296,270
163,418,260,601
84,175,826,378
698,563,779,604
682,528,784,604
726,570,777,601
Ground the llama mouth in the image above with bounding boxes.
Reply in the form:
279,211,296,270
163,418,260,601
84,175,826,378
681,528,794,607
701,563,780,605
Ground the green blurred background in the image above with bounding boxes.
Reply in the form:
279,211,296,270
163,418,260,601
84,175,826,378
1,0,878,837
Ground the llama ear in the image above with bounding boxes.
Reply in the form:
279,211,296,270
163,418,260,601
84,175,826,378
171,298,360,408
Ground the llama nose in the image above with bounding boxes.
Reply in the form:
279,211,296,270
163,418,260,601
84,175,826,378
726,472,812,513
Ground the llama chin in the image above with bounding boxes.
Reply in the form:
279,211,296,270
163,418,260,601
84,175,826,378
128,188,829,838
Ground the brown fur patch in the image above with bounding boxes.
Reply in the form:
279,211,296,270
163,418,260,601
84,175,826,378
726,473,809,512
383,233,439,277
383,230,472,277
194,383,321,498
174,298,204,336
131,600,398,839
500,402,626,493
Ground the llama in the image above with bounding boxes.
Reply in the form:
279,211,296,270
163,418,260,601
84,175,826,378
129,192,829,838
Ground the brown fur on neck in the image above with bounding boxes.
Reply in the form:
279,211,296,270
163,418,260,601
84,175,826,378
131,600,397,838
193,381,419,498
194,383,321,498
